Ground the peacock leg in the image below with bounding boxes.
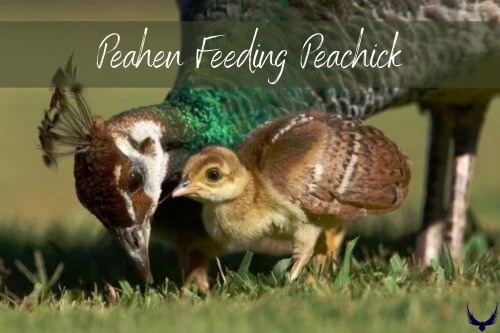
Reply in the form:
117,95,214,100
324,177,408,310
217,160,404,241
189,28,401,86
416,108,452,267
445,105,486,260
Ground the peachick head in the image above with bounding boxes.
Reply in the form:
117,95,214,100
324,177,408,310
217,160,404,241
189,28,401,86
172,146,249,203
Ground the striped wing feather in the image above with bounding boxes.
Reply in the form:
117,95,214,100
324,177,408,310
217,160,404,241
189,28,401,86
314,117,412,215
240,112,411,220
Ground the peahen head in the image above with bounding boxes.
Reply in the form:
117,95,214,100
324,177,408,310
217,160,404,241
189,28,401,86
38,59,173,284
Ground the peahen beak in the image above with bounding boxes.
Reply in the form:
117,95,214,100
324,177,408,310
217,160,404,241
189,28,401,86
113,223,153,284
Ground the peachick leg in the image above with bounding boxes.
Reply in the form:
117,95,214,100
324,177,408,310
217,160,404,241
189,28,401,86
416,109,452,267
184,262,209,294
178,248,210,294
312,225,346,272
290,224,322,281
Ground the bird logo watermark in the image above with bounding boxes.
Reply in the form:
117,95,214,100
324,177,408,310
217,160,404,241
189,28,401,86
466,303,497,331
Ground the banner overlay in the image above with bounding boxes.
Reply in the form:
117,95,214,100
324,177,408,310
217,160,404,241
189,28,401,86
1,22,499,88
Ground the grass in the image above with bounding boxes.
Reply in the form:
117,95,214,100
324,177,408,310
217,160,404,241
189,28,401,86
1,283,498,333
0,220,497,333
1,288,494,333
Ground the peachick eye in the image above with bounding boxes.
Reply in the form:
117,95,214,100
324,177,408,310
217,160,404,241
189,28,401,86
128,170,144,193
206,168,221,182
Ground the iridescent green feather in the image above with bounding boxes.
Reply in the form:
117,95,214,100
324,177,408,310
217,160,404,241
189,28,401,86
156,87,327,151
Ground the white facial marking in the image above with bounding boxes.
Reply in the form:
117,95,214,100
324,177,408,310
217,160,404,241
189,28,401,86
113,120,169,222
121,191,137,222
113,164,137,221
114,165,122,185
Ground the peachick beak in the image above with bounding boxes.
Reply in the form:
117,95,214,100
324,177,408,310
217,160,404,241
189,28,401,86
172,179,200,198
113,223,153,284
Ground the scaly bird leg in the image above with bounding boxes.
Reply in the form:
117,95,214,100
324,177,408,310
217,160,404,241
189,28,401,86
416,102,488,266
312,225,346,273
445,106,486,260
416,109,451,267
290,224,322,281
178,249,210,294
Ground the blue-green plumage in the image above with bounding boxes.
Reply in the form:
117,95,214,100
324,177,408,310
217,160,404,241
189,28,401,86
152,87,322,151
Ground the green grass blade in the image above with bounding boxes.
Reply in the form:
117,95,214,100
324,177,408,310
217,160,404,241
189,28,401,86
118,280,134,298
47,263,64,289
14,260,37,285
435,266,446,287
383,276,398,294
389,253,405,276
430,258,440,272
237,251,254,277
272,258,292,281
34,251,47,285
441,245,456,281
463,233,489,261
334,237,359,290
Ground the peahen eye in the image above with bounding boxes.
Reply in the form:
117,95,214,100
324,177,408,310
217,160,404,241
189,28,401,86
128,170,144,194
205,168,221,182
